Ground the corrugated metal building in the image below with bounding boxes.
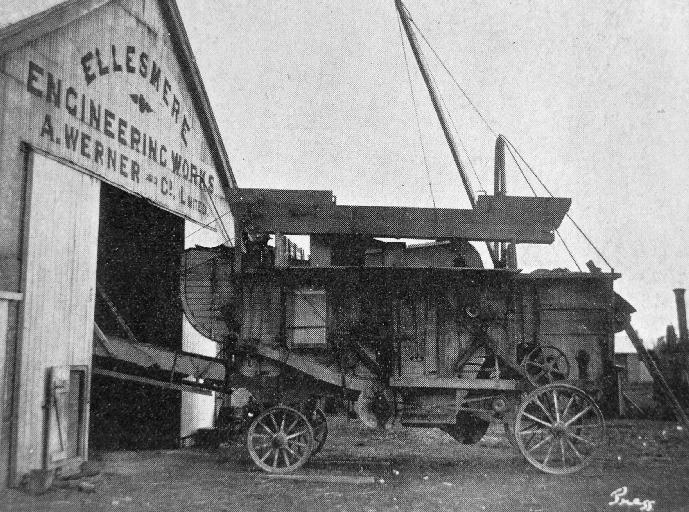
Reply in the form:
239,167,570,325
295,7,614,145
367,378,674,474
0,0,235,487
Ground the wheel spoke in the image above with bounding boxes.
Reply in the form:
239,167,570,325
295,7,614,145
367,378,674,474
290,440,308,448
257,421,275,435
534,369,547,379
566,431,596,446
279,413,287,434
286,430,309,440
565,437,584,461
282,448,290,467
565,405,593,427
272,449,279,468
560,438,567,468
260,449,273,463
269,413,279,432
285,416,300,435
522,412,552,428
519,427,547,436
532,397,555,423
561,395,575,421
553,391,560,422
528,434,553,453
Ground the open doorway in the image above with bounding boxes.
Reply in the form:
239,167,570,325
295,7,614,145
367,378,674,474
90,183,184,450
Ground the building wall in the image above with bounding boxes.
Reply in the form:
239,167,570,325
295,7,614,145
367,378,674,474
0,0,227,291
0,0,234,487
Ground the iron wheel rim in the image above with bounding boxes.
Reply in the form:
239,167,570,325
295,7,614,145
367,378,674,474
515,383,606,474
246,405,314,473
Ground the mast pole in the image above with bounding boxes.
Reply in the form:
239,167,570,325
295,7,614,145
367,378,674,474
395,0,499,264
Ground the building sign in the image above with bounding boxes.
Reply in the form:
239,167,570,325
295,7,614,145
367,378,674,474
11,13,227,225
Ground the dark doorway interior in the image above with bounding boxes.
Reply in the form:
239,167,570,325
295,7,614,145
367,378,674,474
90,183,184,451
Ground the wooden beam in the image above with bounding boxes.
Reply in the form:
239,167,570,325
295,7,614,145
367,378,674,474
624,323,689,431
92,369,213,396
263,474,376,484
389,376,518,390
236,204,554,243
230,189,569,243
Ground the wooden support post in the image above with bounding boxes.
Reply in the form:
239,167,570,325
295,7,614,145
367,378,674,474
624,323,689,431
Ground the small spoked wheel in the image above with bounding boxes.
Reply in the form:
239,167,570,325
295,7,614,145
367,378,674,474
523,345,570,386
246,405,314,473
306,408,328,456
514,383,606,474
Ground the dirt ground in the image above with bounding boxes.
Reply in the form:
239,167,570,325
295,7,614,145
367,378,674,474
1,417,688,512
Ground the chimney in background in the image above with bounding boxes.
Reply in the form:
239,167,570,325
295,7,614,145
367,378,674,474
673,288,688,345
666,324,678,348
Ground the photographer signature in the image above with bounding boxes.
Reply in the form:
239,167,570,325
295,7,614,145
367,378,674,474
609,487,655,511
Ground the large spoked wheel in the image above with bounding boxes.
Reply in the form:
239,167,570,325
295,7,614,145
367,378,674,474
246,405,314,473
307,408,328,456
514,384,606,474
522,346,570,386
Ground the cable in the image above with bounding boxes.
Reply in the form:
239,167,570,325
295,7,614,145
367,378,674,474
184,208,234,242
555,230,583,272
404,6,498,137
504,137,614,271
202,181,234,246
505,142,582,271
400,1,598,271
434,76,486,193
397,15,438,211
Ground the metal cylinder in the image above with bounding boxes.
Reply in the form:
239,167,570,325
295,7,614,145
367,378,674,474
673,288,688,345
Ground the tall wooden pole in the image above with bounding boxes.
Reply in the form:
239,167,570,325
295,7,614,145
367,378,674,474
493,134,506,261
395,0,498,264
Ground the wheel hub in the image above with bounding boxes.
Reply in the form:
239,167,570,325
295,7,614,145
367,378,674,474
271,433,288,449
550,421,567,437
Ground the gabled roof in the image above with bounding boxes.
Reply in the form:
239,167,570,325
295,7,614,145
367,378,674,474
0,0,237,192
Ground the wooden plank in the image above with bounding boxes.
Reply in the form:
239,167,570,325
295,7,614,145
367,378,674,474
0,292,22,301
539,310,608,335
253,343,370,392
93,329,226,381
93,368,212,396
389,376,518,390
474,195,570,229
263,473,376,485
237,202,556,243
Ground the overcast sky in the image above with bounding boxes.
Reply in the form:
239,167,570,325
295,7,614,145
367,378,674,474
177,0,689,350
